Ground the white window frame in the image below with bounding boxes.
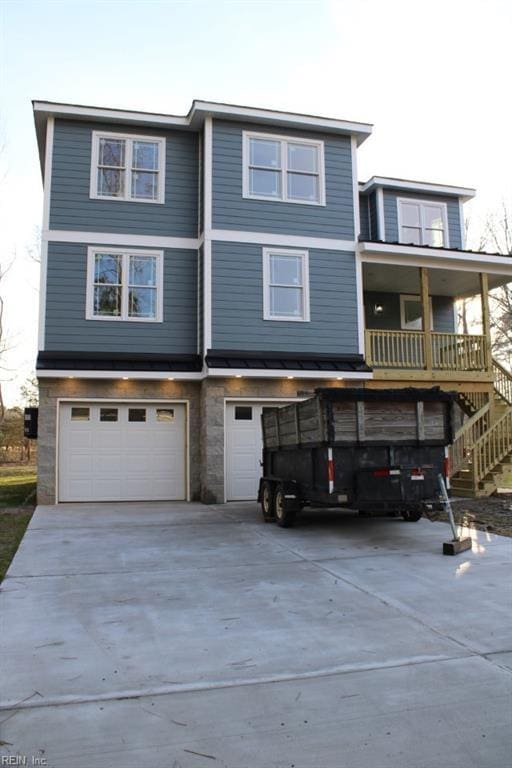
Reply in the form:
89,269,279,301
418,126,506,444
90,131,166,204
400,294,433,331
397,197,449,248
86,246,164,323
243,131,326,206
262,247,310,322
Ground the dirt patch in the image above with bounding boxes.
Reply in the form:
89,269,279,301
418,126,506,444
439,493,512,538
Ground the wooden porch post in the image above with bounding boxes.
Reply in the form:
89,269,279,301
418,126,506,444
420,267,433,371
479,272,492,370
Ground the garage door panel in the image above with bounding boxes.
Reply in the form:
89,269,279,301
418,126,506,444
58,402,186,502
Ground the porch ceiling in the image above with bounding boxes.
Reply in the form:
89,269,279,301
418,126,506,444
362,264,509,297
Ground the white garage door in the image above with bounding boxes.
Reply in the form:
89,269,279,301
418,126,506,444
58,402,186,502
225,401,293,501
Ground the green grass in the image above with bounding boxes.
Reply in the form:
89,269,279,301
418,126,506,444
0,466,37,581
0,511,33,581
0,465,37,507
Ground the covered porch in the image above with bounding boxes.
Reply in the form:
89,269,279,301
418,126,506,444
359,245,512,380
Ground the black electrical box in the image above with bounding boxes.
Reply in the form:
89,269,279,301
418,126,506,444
24,407,39,439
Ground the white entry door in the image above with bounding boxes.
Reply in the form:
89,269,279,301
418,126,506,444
225,401,293,501
58,402,186,502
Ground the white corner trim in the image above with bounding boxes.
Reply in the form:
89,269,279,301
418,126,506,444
211,229,355,252
208,368,372,380
376,187,385,241
396,197,450,249
351,136,360,239
203,116,213,352
262,247,310,322
44,230,198,250
38,116,54,350
242,130,326,207
85,246,164,322
39,370,204,380
354,250,365,354
89,130,166,204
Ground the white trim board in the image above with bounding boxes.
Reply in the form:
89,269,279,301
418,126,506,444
44,229,198,250
359,242,512,276
203,116,213,353
360,177,475,201
38,116,54,350
211,229,355,251
55,397,191,503
44,228,356,252
350,135,360,239
376,187,385,241
38,370,204,380
38,369,372,381
207,369,372,380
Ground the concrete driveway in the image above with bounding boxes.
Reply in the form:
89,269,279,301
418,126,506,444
1,502,511,768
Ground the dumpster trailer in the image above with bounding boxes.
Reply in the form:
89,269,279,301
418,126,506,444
258,387,456,527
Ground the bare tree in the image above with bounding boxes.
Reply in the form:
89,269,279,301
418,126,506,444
480,202,512,367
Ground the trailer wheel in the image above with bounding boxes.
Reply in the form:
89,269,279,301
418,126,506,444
402,509,422,522
261,481,275,522
274,485,296,528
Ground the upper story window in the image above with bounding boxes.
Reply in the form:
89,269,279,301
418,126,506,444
243,132,325,205
263,248,310,322
90,132,165,203
397,198,449,247
86,247,163,322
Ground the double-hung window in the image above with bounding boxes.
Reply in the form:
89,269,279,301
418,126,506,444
243,132,325,205
398,199,449,247
90,131,165,203
263,248,310,322
86,247,163,322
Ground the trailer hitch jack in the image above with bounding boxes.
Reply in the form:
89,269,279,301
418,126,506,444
438,474,472,556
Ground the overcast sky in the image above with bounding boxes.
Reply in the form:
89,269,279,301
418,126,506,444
0,0,511,406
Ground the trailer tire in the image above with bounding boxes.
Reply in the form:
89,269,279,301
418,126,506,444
402,509,422,522
261,481,276,522
274,485,296,528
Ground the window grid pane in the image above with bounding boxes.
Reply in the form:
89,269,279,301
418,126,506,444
399,201,446,246
95,135,162,201
91,252,159,320
246,136,323,204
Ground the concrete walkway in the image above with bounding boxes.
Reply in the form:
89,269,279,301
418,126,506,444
1,502,511,767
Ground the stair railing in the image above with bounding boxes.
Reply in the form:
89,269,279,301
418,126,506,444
471,407,512,492
449,402,491,477
493,359,512,404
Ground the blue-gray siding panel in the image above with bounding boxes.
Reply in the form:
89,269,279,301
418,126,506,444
212,241,358,353
383,190,462,248
364,291,455,332
369,191,378,240
45,242,197,353
50,120,198,237
359,194,370,240
212,121,355,239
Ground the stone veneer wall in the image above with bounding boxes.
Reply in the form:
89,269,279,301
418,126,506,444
37,378,201,504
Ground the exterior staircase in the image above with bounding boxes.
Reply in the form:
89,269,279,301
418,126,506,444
450,360,512,497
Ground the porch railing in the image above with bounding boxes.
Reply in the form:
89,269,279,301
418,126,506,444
365,329,490,372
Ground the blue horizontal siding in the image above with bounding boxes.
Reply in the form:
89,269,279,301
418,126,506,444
50,120,198,237
383,190,462,248
359,193,370,240
212,120,355,239
45,242,197,353
212,241,358,353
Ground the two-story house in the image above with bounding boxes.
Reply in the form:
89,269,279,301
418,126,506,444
32,99,512,505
